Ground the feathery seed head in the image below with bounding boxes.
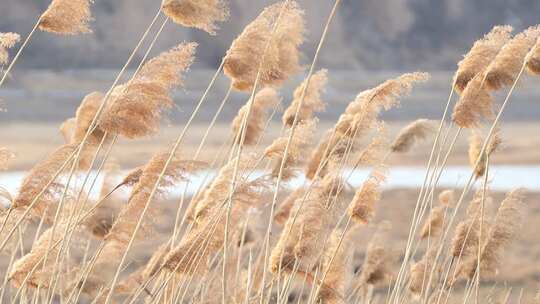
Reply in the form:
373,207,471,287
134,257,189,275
390,119,436,153
223,1,305,91
282,69,328,126
162,0,229,35
39,0,94,35
0,32,20,65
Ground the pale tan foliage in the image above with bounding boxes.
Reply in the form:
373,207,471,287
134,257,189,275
468,129,501,179
459,189,525,279
348,166,387,225
223,1,305,91
84,162,123,239
356,124,388,166
163,167,269,276
357,222,394,288
420,206,446,239
274,187,305,225
282,69,328,126
270,174,347,273
0,147,15,171
39,0,94,35
409,243,440,297
305,72,428,179
59,117,76,143
0,32,20,65
12,144,85,218
438,189,455,206
100,42,196,139
60,92,107,146
231,88,281,145
452,74,494,128
454,25,513,93
391,119,436,153
162,0,229,35
525,38,540,75
319,228,357,304
484,25,540,91
264,119,316,180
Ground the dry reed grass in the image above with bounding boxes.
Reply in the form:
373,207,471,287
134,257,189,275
162,0,229,35
0,32,20,65
39,0,94,35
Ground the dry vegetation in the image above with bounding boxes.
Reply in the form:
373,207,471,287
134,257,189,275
0,1,539,303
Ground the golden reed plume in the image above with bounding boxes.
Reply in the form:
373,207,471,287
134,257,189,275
274,187,305,225
468,128,501,179
348,166,387,225
223,1,305,91
0,32,20,65
264,119,316,181
484,25,540,91
525,37,540,74
453,25,513,93
231,87,281,145
100,42,197,139
61,91,107,145
282,69,328,126
391,119,436,153
453,26,540,128
39,0,94,35
162,0,229,35
305,72,428,179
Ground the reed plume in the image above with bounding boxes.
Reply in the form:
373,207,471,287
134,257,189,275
100,42,197,139
356,124,388,166
420,206,446,239
409,242,440,298
223,1,305,91
453,25,513,93
348,166,387,225
438,189,455,206
525,37,540,74
162,0,229,35
84,162,123,238
264,119,316,180
231,87,281,145
318,228,357,304
357,222,394,288
0,147,14,171
468,129,501,179
0,32,20,65
270,174,347,274
452,74,495,128
274,187,305,225
164,162,269,275
391,119,436,153
459,189,525,279
39,0,94,35
12,144,81,218
305,72,428,179
282,69,328,126
484,25,540,91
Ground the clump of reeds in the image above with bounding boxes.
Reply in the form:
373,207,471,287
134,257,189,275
420,206,446,239
100,42,197,139
163,156,269,276
457,189,525,280
0,32,20,65
223,1,305,91
468,129,501,179
59,91,107,145
453,25,513,93
409,242,441,298
348,166,387,225
270,174,347,274
231,87,281,145
484,25,540,91
162,0,229,35
264,119,316,180
390,119,436,153
305,72,429,179
282,69,328,126
39,0,94,35
453,26,540,128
